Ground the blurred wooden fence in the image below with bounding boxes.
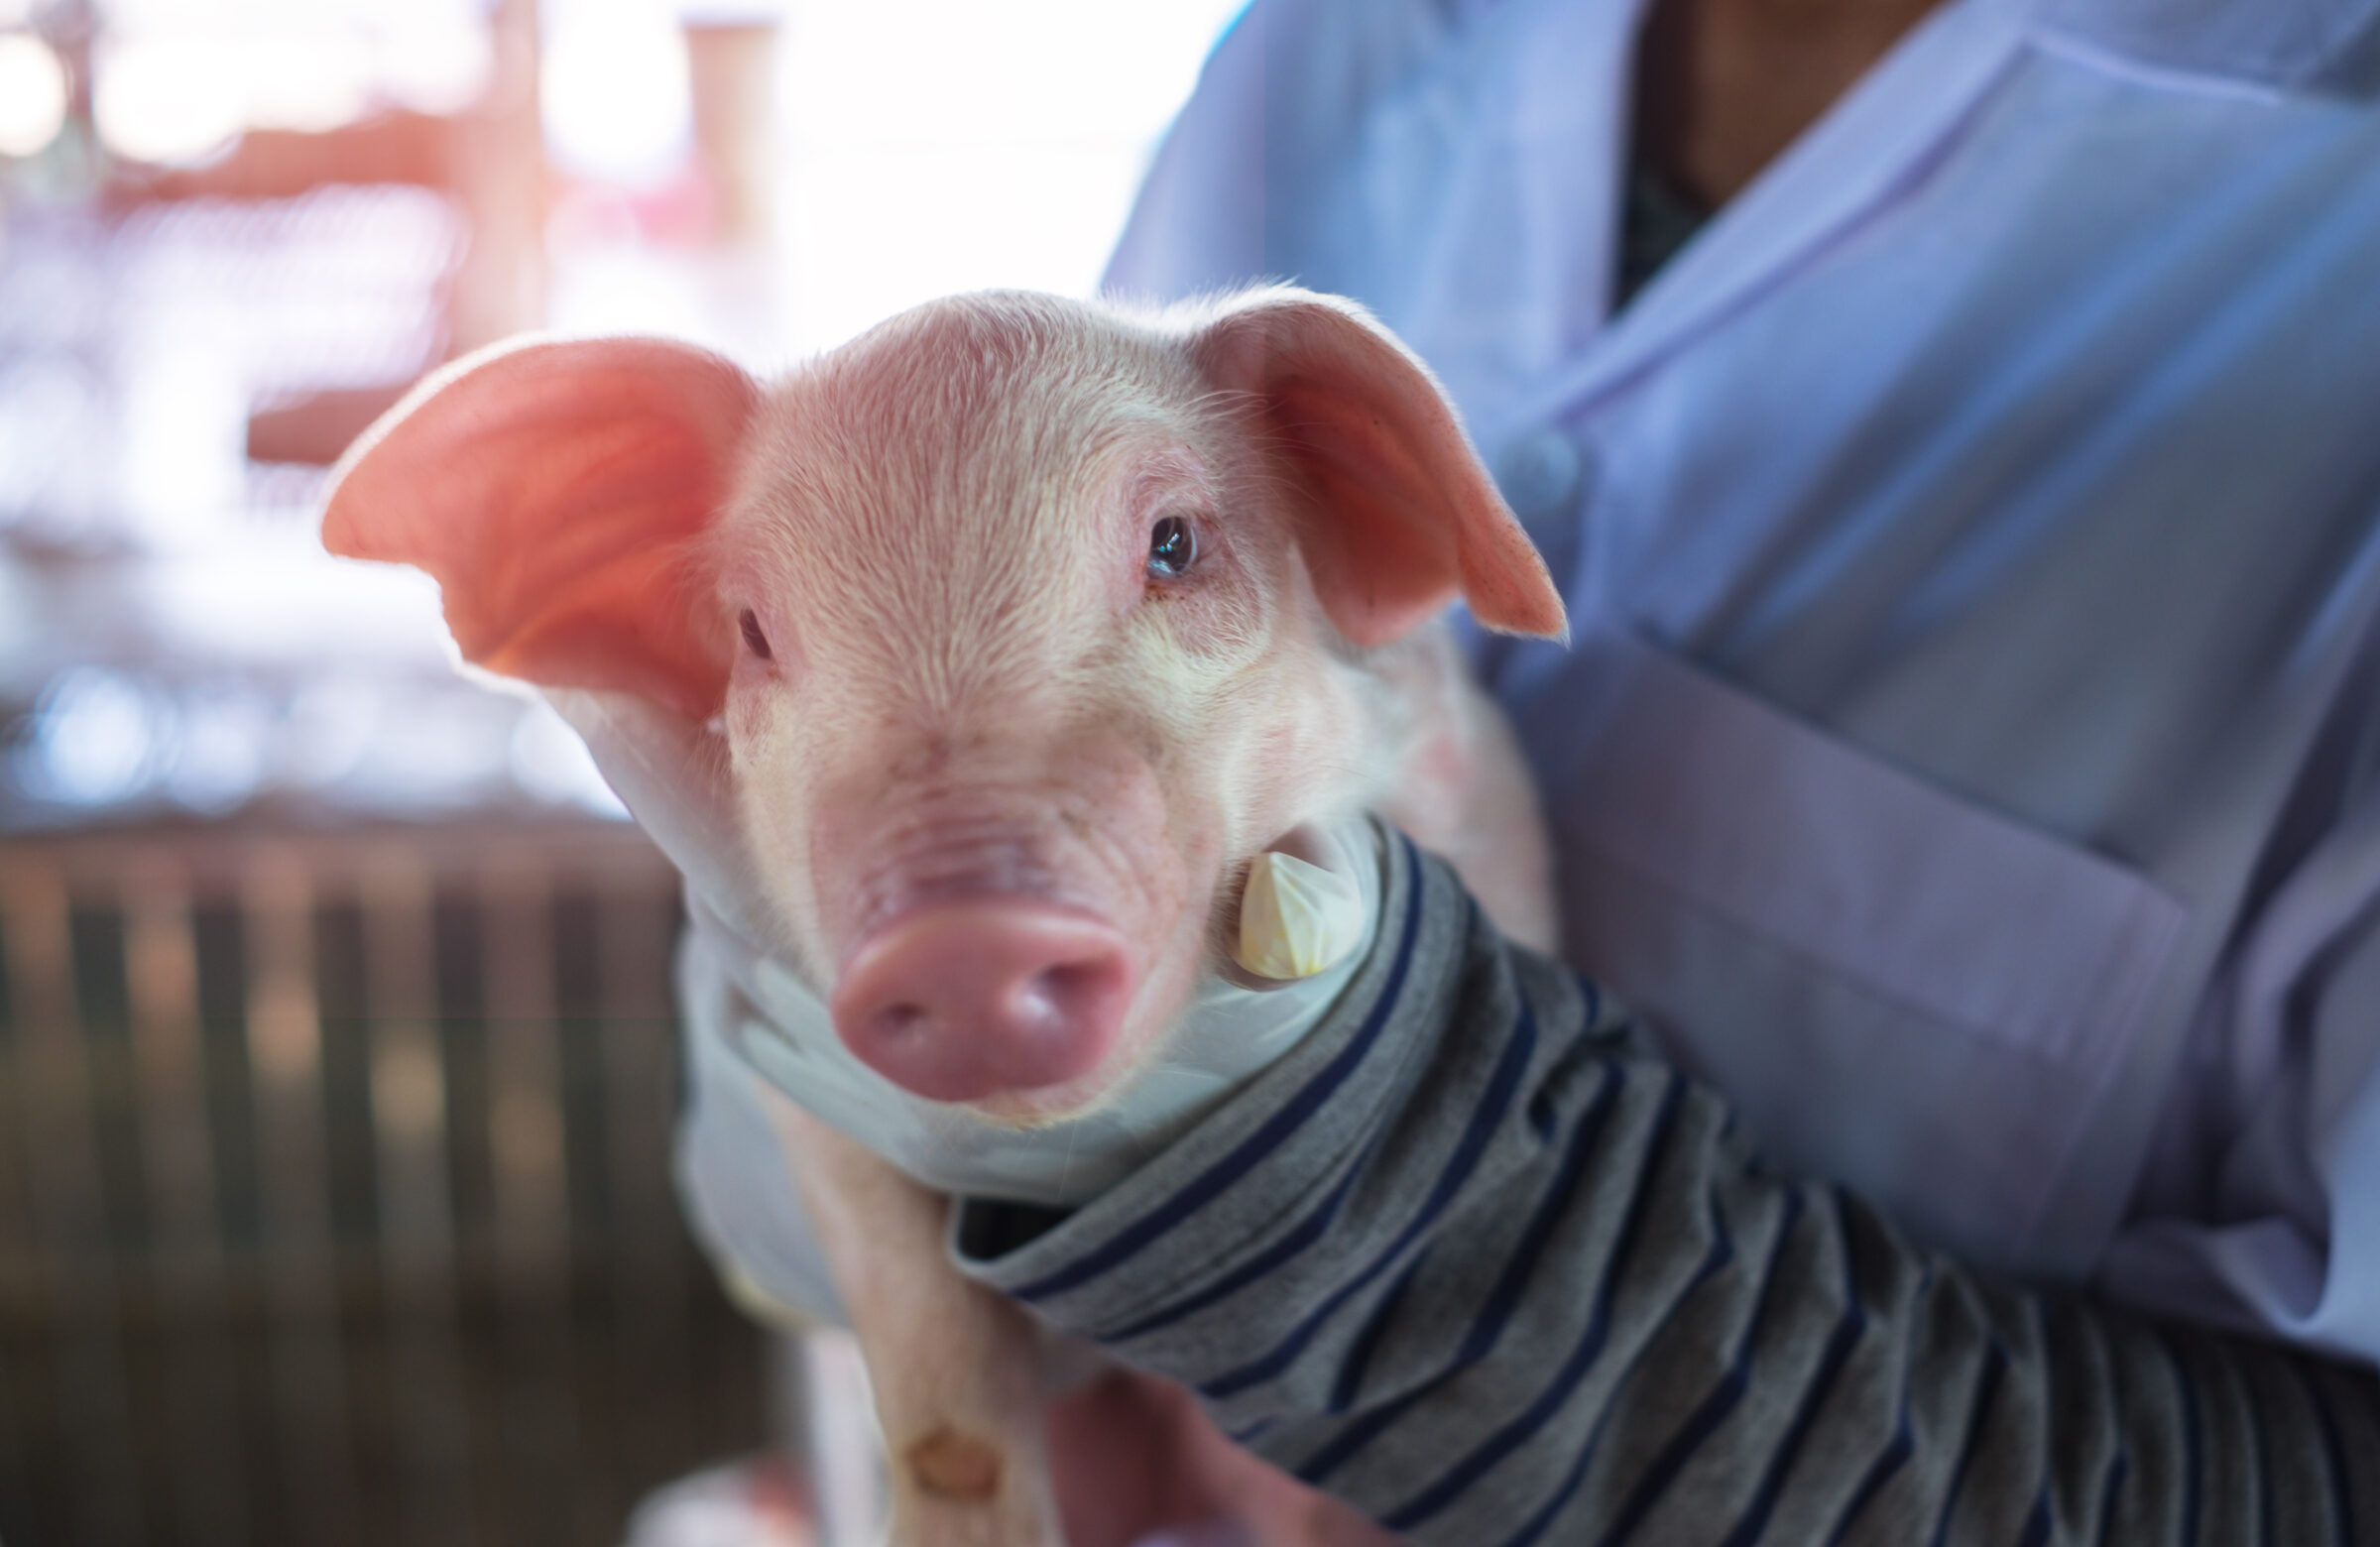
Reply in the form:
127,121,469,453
0,824,771,1547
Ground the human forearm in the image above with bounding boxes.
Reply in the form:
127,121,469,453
954,834,2380,1544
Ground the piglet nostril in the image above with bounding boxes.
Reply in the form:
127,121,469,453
872,1002,931,1043
830,901,1136,1105
1015,962,1104,1028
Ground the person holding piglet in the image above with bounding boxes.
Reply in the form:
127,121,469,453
321,0,2380,1541
952,0,2380,1540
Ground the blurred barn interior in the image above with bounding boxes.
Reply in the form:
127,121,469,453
0,1,1243,1541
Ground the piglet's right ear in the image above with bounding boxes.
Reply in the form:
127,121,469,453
321,336,759,721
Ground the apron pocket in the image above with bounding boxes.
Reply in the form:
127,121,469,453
1513,625,2189,1271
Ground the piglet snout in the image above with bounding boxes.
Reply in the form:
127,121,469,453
829,901,1137,1103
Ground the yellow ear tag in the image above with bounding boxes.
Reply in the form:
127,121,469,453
1236,850,1366,981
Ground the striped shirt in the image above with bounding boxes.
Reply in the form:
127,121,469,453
953,827,2380,1545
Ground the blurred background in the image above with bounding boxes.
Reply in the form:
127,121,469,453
0,0,1246,1541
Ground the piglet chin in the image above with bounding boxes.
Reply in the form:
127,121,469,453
828,898,1141,1107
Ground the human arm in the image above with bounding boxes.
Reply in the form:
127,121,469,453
954,831,2380,1545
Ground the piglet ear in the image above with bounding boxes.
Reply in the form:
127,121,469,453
1192,290,1567,649
321,336,760,721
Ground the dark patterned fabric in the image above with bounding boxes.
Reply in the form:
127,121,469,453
957,827,2380,1545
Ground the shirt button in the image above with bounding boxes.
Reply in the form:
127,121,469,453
1495,425,1595,534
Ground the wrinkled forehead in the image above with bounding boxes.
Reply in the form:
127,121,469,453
721,296,1217,567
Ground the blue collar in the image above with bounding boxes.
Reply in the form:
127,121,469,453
1443,0,2380,93
2030,0,2380,92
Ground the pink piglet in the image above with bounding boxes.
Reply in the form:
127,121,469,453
323,287,1567,1546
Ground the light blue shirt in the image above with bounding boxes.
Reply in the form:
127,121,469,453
1104,0,2380,1363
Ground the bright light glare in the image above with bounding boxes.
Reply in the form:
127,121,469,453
95,34,248,164
20,669,165,807
167,688,273,813
92,1,497,160
784,0,1244,147
542,0,692,184
377,13,492,115
238,31,375,132
0,33,68,158
772,0,1250,348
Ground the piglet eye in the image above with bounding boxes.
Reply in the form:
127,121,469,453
1147,514,1197,579
739,608,774,660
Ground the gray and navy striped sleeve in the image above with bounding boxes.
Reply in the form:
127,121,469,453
952,828,2380,1546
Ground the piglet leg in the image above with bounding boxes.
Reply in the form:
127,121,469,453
764,1096,1063,1547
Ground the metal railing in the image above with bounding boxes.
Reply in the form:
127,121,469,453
0,823,771,1547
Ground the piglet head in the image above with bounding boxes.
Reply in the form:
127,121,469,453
323,289,1563,1123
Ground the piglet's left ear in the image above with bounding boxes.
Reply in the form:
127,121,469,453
322,335,759,721
1192,289,1567,650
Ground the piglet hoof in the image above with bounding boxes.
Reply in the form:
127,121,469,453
889,1429,1062,1547
905,1427,1004,1501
